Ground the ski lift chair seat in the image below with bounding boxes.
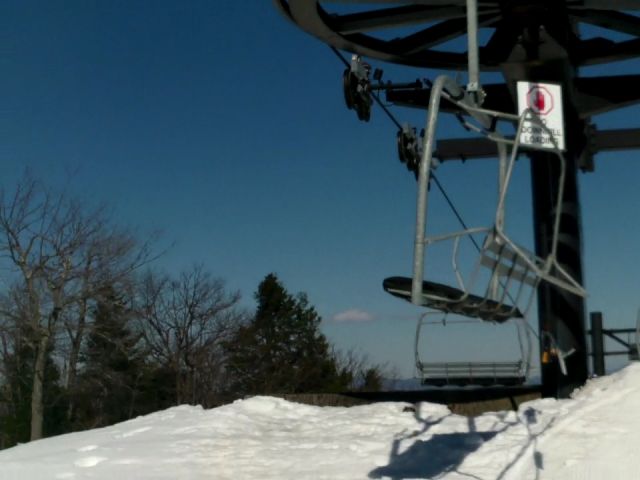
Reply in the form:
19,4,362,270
383,276,523,323
418,361,526,387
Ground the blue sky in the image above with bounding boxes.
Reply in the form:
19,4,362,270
3,1,640,377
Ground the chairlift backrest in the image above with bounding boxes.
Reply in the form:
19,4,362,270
480,234,538,287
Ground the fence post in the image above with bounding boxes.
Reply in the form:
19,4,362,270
590,312,605,376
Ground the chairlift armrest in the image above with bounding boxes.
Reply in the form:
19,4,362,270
424,226,491,245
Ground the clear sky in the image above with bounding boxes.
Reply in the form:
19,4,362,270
4,1,640,378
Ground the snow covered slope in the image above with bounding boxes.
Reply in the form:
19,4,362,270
1,363,639,479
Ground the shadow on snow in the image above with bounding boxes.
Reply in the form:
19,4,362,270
369,404,552,480
369,431,498,480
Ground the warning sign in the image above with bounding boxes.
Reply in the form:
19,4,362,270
517,82,565,151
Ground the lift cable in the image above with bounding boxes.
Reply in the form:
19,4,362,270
330,46,482,253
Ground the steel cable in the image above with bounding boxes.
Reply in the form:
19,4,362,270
330,47,482,252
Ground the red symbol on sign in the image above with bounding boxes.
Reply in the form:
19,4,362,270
527,86,553,115
534,90,545,111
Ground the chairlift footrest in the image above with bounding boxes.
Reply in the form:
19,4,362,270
421,376,526,387
383,276,523,322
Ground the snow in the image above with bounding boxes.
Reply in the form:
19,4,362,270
2,364,640,479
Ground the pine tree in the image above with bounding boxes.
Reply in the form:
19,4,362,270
224,274,349,396
73,288,145,429
0,334,36,446
0,324,67,447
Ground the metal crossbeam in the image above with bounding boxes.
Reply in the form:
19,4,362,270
589,312,639,375
432,128,640,162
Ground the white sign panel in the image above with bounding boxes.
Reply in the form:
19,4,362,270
517,81,565,151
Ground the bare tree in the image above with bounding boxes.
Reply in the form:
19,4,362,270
137,265,243,405
0,175,155,440
332,348,388,392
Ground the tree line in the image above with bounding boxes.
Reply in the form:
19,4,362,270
0,176,383,449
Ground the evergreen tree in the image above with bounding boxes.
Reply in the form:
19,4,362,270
0,324,67,447
0,335,35,446
224,274,350,396
73,288,145,429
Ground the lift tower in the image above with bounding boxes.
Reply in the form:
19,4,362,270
275,0,640,398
